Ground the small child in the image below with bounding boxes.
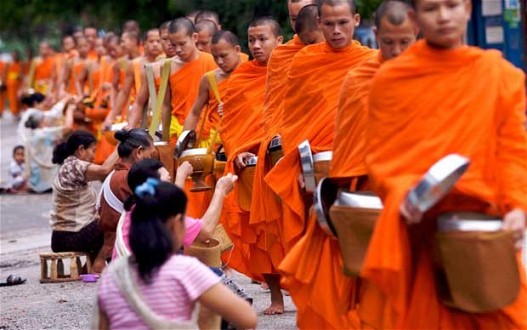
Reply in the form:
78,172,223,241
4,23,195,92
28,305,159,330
7,145,27,193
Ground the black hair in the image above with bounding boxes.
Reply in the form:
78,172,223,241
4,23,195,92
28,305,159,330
13,145,24,156
114,128,153,159
20,92,45,108
195,19,218,35
194,10,220,26
130,181,187,283
124,158,164,211
295,4,320,34
52,130,97,164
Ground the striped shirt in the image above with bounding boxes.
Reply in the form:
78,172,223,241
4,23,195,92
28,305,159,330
97,255,220,329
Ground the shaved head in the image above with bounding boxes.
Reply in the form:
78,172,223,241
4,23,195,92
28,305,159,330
288,0,316,30
123,20,140,34
248,17,281,38
375,0,412,29
195,19,218,35
295,4,325,44
212,30,239,46
195,10,221,28
318,0,357,15
168,17,195,37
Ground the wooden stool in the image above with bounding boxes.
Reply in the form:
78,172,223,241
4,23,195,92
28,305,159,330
39,252,92,283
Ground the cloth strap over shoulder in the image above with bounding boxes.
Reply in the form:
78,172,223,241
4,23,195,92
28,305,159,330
96,171,124,214
109,257,200,329
148,60,172,140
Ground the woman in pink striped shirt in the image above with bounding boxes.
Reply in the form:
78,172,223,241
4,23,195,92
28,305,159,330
96,180,257,329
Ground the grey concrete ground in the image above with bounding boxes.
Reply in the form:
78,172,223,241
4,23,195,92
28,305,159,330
0,111,297,330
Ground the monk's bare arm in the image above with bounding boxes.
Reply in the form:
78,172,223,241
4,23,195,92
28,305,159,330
183,75,210,131
127,69,149,128
160,77,172,139
104,64,133,127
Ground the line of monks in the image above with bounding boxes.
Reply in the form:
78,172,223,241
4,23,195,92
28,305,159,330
4,0,526,328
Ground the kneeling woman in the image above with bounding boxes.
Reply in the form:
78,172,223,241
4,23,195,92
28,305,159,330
97,180,257,329
50,130,118,268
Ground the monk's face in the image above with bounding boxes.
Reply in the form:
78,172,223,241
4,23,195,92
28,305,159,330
169,29,198,62
196,31,213,53
248,25,282,65
145,31,162,58
375,17,417,60
108,42,123,59
77,38,90,58
160,28,177,58
288,0,315,31
84,28,97,49
319,3,360,49
411,0,471,49
39,43,51,57
63,37,75,53
211,39,241,74
95,38,106,57
120,35,138,55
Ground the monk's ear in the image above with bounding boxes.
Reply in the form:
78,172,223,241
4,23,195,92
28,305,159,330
234,45,241,53
373,26,379,40
463,0,472,20
191,32,198,43
277,35,284,45
353,14,361,27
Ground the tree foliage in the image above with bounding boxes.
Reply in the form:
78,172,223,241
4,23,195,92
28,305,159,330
0,0,382,54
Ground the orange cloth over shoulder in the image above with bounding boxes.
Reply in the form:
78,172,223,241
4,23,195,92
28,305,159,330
265,41,375,329
170,52,217,125
6,61,23,116
33,56,54,94
169,53,216,219
219,60,268,277
201,71,230,141
249,35,305,273
362,40,527,329
267,41,376,246
330,53,383,179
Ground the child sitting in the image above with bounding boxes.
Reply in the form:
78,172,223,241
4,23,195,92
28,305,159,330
96,180,257,329
7,145,27,193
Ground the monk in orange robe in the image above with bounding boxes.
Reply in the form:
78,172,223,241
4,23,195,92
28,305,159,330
28,42,54,96
219,17,284,314
263,0,376,328
51,35,78,100
84,26,99,60
362,0,527,328
248,1,322,316
159,18,217,220
128,21,176,129
0,60,6,116
195,19,218,54
62,36,90,97
5,51,24,118
103,31,143,128
182,31,245,149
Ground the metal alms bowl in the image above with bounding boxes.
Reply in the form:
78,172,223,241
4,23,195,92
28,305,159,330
298,140,316,193
313,177,340,238
174,129,197,159
407,154,470,213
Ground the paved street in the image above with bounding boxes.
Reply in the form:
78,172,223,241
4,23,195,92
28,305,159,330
0,112,297,330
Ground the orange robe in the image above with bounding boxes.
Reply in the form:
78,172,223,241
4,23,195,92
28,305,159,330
249,35,305,274
330,54,383,179
6,61,23,116
219,60,268,278
362,40,527,329
32,57,54,95
0,61,6,115
169,52,217,219
66,60,86,96
201,72,229,142
265,41,376,329
169,52,217,131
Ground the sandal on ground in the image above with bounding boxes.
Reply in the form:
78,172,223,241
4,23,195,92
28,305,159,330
0,275,27,287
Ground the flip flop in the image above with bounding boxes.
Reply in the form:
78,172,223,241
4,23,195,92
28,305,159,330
0,275,27,287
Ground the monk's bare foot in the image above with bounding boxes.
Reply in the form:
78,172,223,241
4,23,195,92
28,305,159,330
263,302,284,315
